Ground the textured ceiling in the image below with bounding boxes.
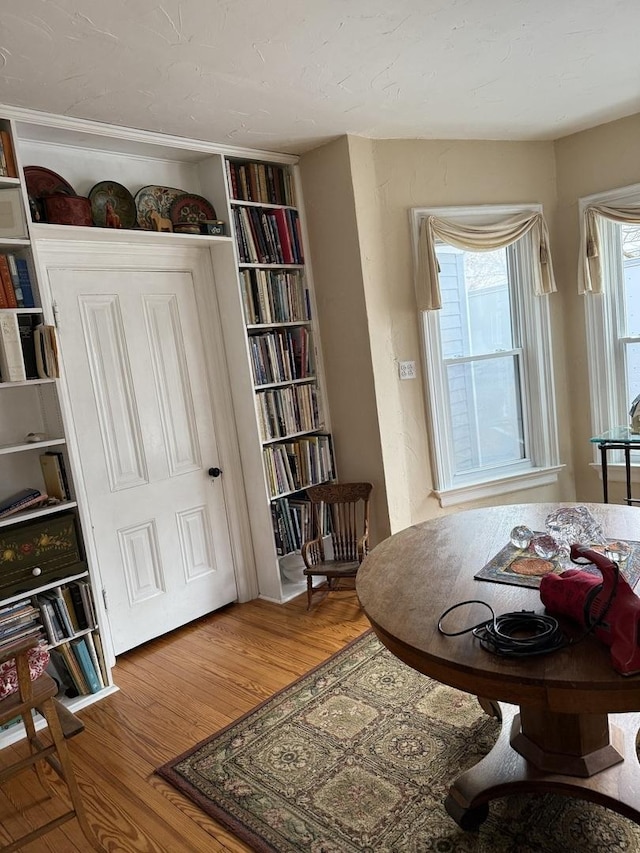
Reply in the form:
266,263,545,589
1,0,640,154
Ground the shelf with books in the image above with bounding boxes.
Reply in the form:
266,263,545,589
225,153,336,601
0,576,113,742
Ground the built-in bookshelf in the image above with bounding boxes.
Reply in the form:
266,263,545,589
0,105,334,647
0,116,116,743
225,157,335,597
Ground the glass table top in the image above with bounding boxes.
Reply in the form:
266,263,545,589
590,427,640,444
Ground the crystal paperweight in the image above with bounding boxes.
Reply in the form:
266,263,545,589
510,525,533,549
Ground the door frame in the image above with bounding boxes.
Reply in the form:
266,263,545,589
33,237,258,667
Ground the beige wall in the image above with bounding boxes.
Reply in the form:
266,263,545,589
554,113,640,504
299,137,391,544
301,136,575,536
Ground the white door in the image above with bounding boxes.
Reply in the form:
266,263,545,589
47,248,238,654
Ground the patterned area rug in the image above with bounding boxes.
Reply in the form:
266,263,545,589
156,632,640,852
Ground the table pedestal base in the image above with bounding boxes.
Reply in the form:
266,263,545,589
444,705,640,831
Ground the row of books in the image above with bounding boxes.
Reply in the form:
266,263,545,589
34,581,96,646
0,453,72,519
256,383,322,442
0,487,50,518
0,254,35,308
0,130,17,178
241,269,311,326
263,434,335,498
249,327,312,386
226,160,294,207
48,633,106,696
0,313,59,382
0,589,106,706
40,450,72,501
0,601,44,652
271,497,313,555
233,206,304,266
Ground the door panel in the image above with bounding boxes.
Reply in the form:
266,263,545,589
49,258,238,654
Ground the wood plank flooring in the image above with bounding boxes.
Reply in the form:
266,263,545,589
0,590,369,852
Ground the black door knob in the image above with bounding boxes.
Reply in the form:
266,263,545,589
208,467,222,478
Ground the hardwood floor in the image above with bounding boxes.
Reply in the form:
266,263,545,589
0,590,369,852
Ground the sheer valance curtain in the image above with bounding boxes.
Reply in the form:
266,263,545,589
579,204,640,295
415,211,557,311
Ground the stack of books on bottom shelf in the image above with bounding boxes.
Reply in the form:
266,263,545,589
35,582,107,697
0,602,45,730
0,601,44,653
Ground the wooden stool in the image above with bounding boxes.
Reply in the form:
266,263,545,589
0,638,102,851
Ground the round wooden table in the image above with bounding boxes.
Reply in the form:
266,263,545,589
356,503,640,830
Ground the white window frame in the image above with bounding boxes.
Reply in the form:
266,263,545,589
581,182,640,481
411,204,561,507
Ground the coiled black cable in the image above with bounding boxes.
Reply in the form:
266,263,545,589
437,601,566,658
437,553,620,659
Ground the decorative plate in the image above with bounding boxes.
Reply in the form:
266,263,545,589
134,185,186,230
88,181,137,229
24,166,75,199
24,166,76,223
169,193,217,228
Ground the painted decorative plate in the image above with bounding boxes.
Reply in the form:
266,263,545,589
88,181,137,229
169,193,217,228
24,166,76,223
24,166,75,199
134,185,186,230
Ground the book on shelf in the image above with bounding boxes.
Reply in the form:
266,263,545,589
0,131,17,179
0,603,42,649
84,631,106,688
5,253,23,306
37,597,65,644
18,314,39,380
0,255,18,308
272,209,295,264
47,648,79,697
0,310,25,382
39,588,74,639
0,603,39,628
5,254,35,308
39,451,70,501
14,257,35,308
0,488,48,518
60,580,96,630
0,623,44,651
50,642,88,695
90,629,109,685
67,581,90,630
0,600,37,618
34,324,59,379
0,602,41,647
226,160,293,205
70,636,102,693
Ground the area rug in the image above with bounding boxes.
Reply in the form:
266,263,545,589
156,631,640,852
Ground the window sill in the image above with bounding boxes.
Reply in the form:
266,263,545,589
590,462,640,484
434,465,565,508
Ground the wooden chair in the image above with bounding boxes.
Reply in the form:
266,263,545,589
0,638,102,851
301,482,373,609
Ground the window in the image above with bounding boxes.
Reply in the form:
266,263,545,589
413,205,561,506
582,184,640,466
